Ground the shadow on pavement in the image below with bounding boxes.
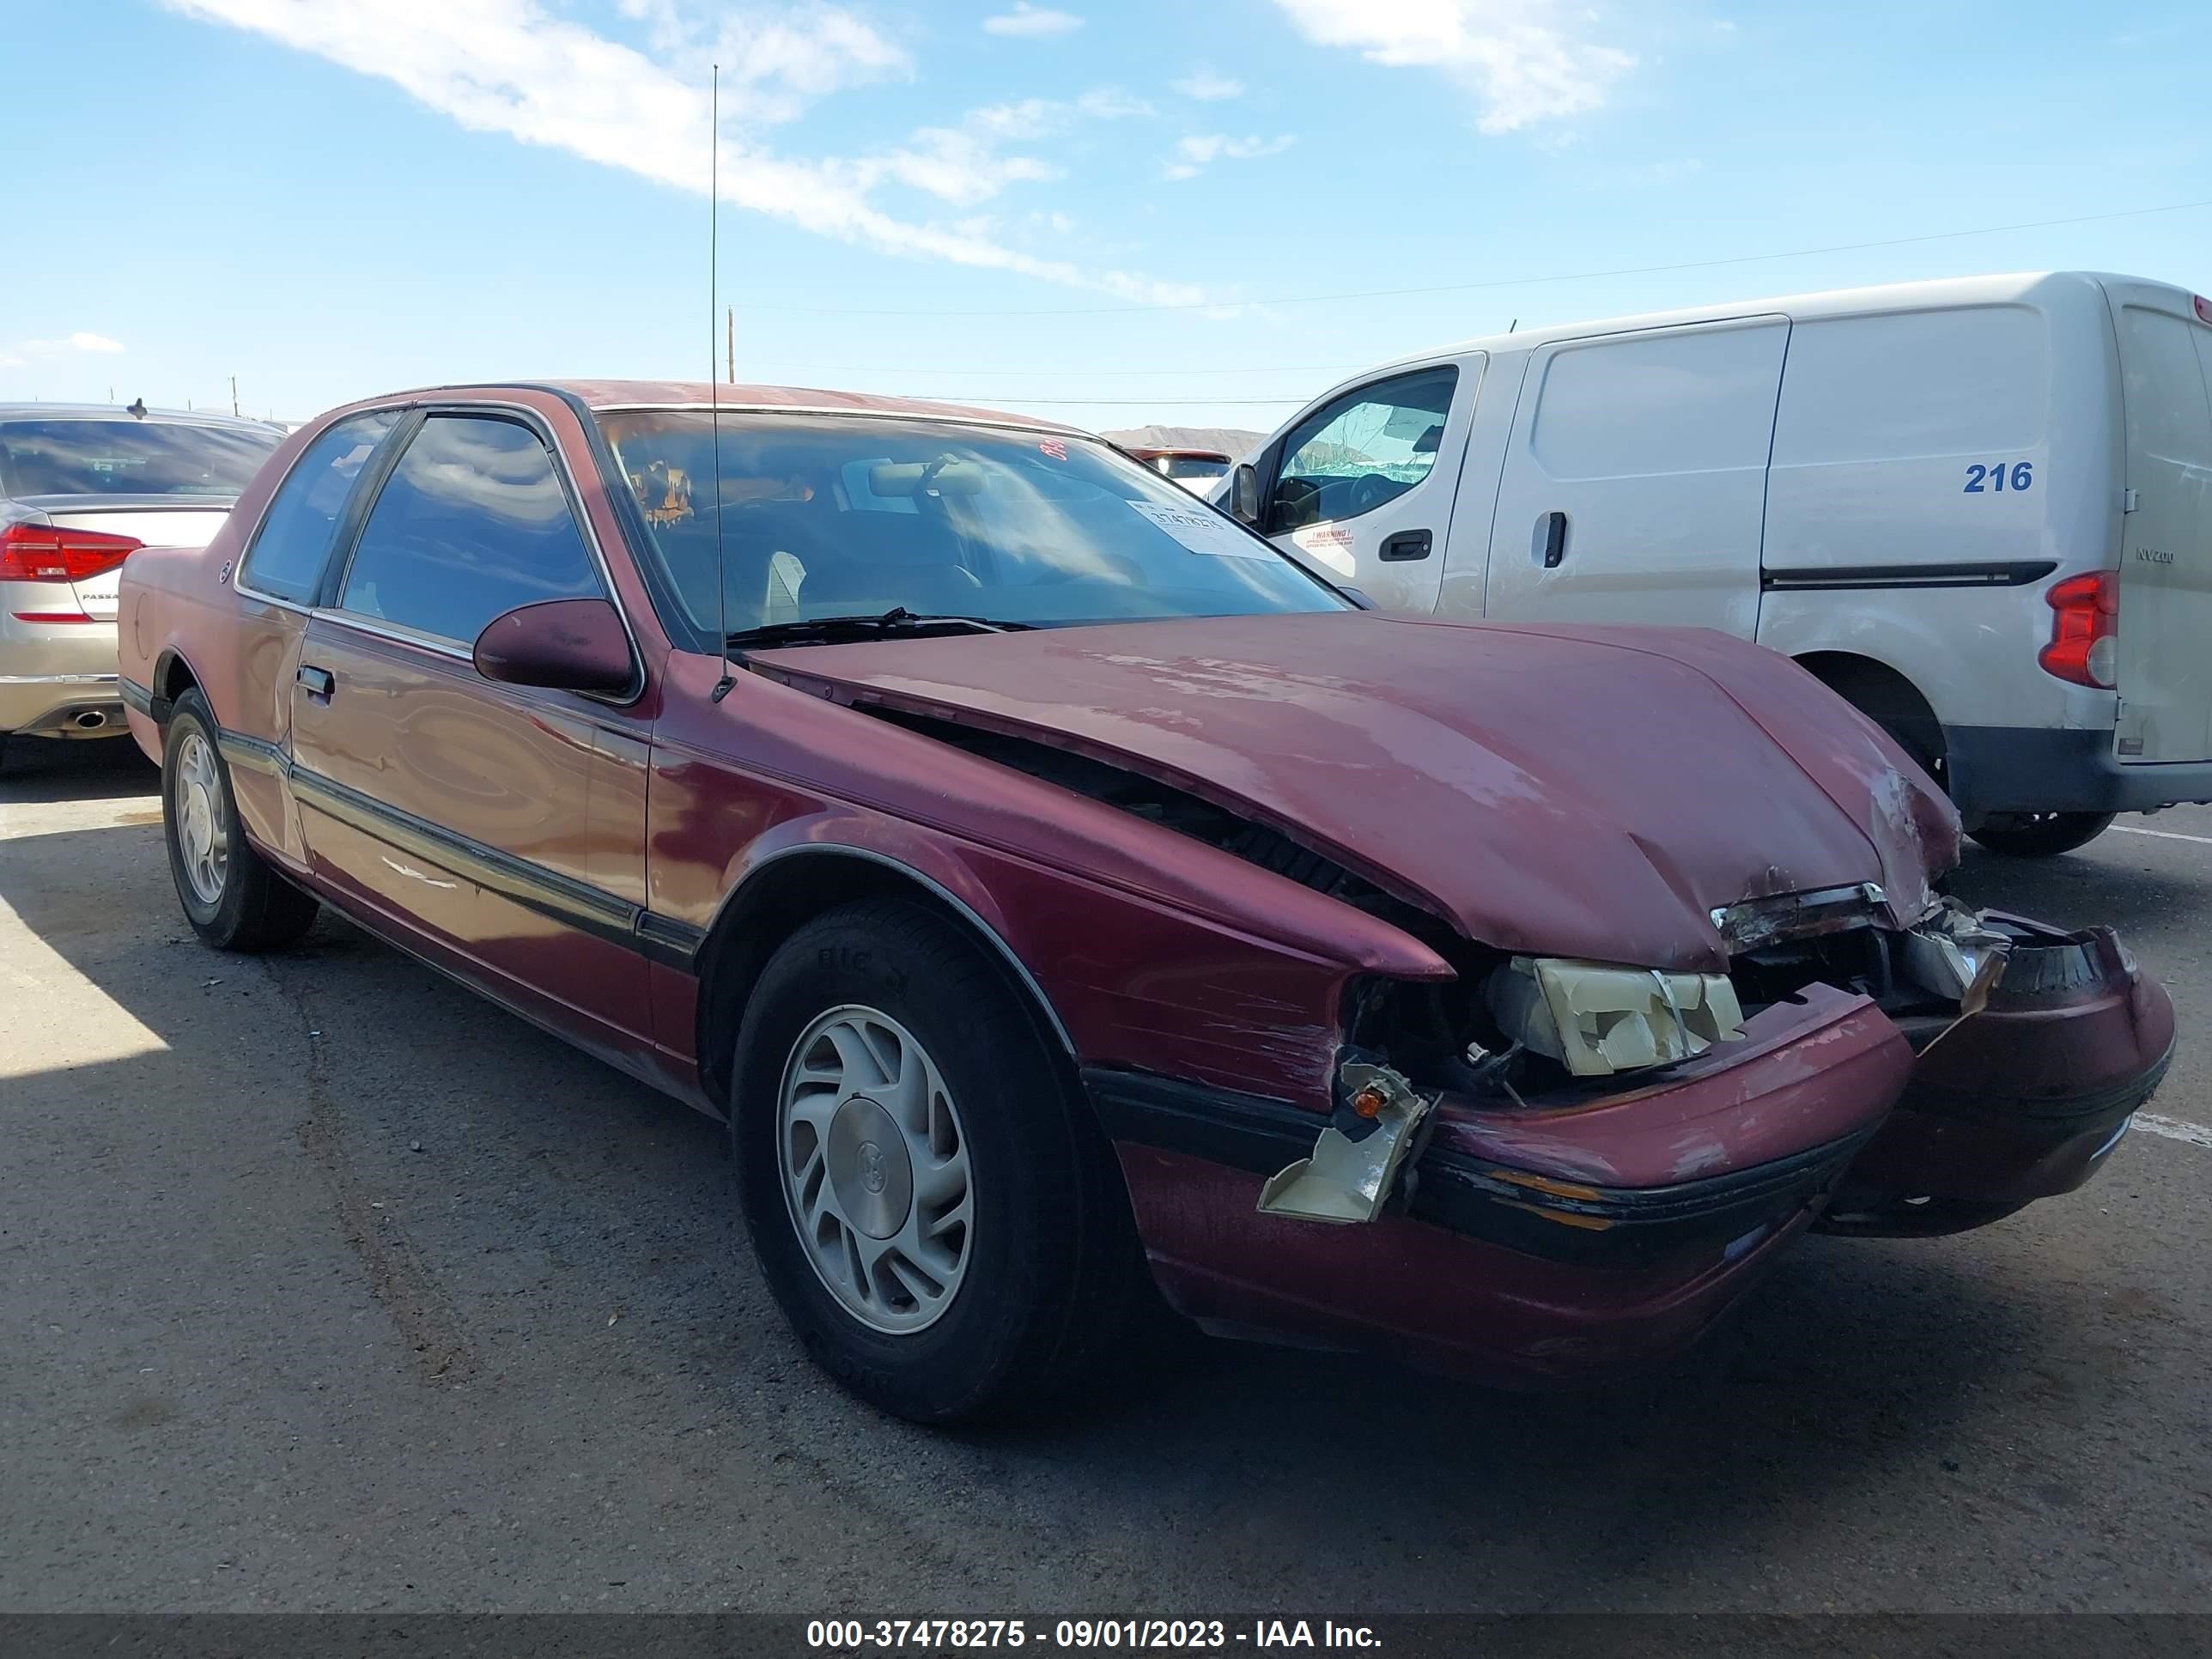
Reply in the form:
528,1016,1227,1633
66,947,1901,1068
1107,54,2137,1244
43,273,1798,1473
0,736,157,805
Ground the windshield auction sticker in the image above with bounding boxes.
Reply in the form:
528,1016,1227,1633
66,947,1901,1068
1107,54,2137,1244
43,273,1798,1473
1128,499,1274,559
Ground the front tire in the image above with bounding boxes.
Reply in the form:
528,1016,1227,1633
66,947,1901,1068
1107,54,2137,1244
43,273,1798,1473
731,897,1140,1423
161,690,319,951
1967,811,2117,859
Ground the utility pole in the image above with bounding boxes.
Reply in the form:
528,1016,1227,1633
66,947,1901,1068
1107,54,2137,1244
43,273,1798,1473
726,306,734,384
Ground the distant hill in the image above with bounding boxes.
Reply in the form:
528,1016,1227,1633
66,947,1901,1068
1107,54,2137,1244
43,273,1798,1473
1102,424,1269,461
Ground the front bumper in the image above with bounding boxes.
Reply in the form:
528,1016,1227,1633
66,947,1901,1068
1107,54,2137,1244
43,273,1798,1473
1815,920,2174,1235
1090,984,1917,1388
1091,918,2172,1387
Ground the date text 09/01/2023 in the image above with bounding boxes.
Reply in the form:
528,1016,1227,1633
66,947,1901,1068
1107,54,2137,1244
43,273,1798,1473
806,1619,1382,1650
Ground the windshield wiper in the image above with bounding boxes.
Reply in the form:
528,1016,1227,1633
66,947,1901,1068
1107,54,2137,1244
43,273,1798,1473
726,607,1030,649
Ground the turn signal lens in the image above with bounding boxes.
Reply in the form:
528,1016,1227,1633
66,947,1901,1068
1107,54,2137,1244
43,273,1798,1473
1349,1084,1389,1119
2039,571,2119,689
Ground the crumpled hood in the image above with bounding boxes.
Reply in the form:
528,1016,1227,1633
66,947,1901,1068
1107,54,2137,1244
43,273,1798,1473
750,612,1958,971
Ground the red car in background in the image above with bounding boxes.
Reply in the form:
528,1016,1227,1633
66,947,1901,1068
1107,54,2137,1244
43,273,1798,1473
118,381,2172,1423
1124,444,1233,492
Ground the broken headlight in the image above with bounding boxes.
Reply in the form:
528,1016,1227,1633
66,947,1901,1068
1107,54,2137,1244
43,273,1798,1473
1486,957,1745,1078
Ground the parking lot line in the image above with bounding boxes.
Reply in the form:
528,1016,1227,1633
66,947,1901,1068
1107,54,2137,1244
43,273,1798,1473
2135,1114,2212,1150
2112,824,2212,846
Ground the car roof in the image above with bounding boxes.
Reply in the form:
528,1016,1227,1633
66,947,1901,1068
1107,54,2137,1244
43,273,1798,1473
0,403,283,431
369,380,1092,440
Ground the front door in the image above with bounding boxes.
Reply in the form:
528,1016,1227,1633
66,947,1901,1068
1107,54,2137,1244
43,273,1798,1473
1480,317,1788,636
288,410,654,1051
1260,362,1475,614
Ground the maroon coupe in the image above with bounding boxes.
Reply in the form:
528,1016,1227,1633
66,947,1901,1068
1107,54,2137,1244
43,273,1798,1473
118,382,2172,1422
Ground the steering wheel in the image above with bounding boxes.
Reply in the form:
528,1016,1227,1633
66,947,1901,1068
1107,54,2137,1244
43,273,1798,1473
1348,473,1394,515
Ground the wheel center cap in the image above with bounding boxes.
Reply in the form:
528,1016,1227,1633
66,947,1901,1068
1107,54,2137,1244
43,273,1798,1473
828,1097,913,1240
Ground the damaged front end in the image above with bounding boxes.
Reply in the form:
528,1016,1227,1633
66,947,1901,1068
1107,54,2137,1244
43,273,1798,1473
1144,885,2175,1384
1259,885,2172,1241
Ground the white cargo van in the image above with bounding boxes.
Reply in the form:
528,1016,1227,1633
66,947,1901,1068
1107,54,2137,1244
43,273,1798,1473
1222,273,2212,856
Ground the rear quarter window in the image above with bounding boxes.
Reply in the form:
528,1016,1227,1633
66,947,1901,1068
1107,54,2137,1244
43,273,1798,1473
238,411,400,605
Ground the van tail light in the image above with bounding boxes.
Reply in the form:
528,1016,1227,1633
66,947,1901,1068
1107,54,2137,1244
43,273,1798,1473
0,522,144,583
2039,571,2119,689
2196,294,2212,326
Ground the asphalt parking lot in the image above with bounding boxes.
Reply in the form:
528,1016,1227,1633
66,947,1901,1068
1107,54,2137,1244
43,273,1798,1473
3,738,2208,1614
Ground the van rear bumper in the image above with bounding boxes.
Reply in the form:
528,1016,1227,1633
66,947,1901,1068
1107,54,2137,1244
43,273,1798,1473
1943,724,2212,817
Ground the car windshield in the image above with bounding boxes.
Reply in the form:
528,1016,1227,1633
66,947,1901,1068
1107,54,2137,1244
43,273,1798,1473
0,418,280,499
596,411,1346,637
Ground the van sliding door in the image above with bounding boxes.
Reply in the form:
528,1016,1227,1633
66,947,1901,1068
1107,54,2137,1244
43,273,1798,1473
1480,317,1787,635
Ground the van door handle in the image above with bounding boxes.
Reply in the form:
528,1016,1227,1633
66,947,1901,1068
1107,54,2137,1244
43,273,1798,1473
298,665,335,702
1379,528,1433,562
1540,511,1569,568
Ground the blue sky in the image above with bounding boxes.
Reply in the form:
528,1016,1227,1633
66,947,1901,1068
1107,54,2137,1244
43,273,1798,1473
6,0,2209,434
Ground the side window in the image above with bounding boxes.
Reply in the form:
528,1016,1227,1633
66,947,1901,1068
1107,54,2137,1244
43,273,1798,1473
237,410,399,604
1266,366,1457,533
339,415,601,647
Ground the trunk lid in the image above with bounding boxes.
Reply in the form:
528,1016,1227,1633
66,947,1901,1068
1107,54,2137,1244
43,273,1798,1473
2108,281,2212,764
23,496,232,619
749,612,1957,972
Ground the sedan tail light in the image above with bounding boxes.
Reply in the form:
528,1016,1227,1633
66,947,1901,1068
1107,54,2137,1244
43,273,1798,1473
0,521,145,582
2039,570,2119,688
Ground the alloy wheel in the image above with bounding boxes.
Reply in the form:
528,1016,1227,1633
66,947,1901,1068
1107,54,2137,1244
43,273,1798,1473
175,731,229,906
777,1004,974,1335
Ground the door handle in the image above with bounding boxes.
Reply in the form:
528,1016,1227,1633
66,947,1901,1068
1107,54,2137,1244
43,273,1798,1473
1379,528,1433,562
1540,511,1569,568
298,664,335,701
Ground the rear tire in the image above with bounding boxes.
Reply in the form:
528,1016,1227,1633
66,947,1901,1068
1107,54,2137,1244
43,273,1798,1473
731,897,1141,1424
1967,811,2117,859
161,689,319,951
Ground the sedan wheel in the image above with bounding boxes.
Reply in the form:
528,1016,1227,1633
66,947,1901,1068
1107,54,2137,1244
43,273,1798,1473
779,1005,973,1334
161,688,319,952
174,730,231,906
732,897,1146,1423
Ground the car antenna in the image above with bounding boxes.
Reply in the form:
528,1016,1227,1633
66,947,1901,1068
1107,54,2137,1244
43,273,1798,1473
708,61,737,704
126,398,147,419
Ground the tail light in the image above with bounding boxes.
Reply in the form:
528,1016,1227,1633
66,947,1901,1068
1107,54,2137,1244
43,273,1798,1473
0,521,145,583
2196,294,2212,326
2039,571,2119,688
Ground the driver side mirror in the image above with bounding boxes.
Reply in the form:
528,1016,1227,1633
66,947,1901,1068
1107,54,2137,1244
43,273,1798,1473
1228,463,1261,527
473,599,635,696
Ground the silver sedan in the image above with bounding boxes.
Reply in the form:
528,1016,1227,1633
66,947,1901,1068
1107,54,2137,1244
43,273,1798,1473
0,404,280,764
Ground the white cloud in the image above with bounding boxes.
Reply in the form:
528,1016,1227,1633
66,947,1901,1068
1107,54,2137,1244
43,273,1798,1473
1268,0,1633,132
981,3,1082,38
1075,85,1153,119
1162,132,1294,181
1170,68,1243,100
969,85,1150,138
861,126,1060,207
9,331,128,359
161,0,1205,307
